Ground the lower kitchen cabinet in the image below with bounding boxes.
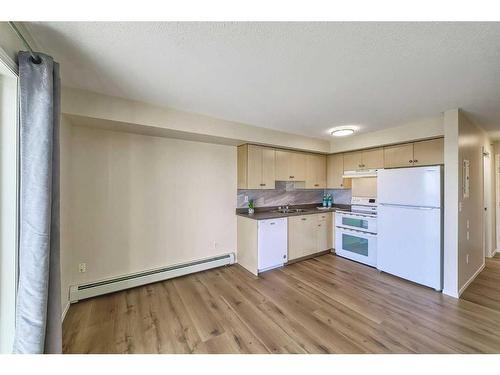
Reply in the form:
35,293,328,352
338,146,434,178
317,213,333,253
288,213,333,261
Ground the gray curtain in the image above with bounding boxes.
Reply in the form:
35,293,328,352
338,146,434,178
13,52,61,354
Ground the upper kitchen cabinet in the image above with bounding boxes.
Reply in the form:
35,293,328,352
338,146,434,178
342,151,362,171
275,150,307,181
361,148,384,169
305,154,327,189
343,148,384,171
237,144,276,189
326,154,351,189
383,143,414,168
383,138,444,169
413,138,444,166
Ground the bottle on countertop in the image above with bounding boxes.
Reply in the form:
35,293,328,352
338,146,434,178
322,194,327,207
327,194,333,208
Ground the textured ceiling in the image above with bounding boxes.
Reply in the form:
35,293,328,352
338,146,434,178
24,22,500,139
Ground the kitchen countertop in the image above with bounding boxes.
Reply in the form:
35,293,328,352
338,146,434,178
236,203,351,220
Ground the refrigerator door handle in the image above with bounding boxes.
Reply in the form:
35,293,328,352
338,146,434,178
379,203,438,210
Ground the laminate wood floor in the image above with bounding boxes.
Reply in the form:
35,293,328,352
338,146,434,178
63,254,500,353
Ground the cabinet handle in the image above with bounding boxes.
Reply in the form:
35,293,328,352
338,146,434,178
301,218,307,221
260,183,266,186
314,184,319,187
409,160,413,163
283,255,287,259
290,175,295,179
270,222,275,225
414,159,418,163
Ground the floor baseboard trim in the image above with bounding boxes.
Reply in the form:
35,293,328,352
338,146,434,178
70,253,235,303
459,262,485,297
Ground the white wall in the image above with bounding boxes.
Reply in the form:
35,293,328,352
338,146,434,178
443,109,460,297
60,121,237,304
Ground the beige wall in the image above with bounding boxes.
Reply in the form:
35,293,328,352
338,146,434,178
351,177,377,197
60,120,237,308
330,116,444,153
443,109,493,297
0,22,38,70
457,113,486,291
62,87,330,153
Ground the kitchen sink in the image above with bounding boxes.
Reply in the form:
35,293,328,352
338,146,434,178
274,208,308,214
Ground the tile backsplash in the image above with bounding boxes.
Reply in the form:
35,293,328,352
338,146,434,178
236,181,351,208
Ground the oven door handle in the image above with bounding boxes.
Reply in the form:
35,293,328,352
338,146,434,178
336,212,376,219
336,226,377,237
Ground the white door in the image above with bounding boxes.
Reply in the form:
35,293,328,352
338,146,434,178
483,147,491,257
377,204,442,290
258,218,287,271
377,166,441,207
496,154,500,253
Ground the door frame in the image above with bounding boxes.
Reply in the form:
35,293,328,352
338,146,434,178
0,51,19,353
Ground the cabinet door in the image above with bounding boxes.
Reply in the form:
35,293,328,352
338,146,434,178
330,213,335,250
289,152,307,181
288,215,316,260
413,138,443,166
261,147,276,189
305,154,326,189
343,151,363,171
316,213,332,251
275,150,290,181
275,150,306,181
362,148,384,169
237,145,248,189
327,154,351,189
247,145,264,189
247,145,275,189
384,143,414,168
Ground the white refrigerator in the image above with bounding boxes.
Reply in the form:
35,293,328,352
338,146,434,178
377,166,443,291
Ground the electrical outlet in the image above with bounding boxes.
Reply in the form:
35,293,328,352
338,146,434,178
244,195,249,203
466,220,470,229
466,254,470,264
466,231,470,241
78,263,87,273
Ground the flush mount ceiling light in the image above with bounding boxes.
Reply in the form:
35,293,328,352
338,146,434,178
330,128,355,137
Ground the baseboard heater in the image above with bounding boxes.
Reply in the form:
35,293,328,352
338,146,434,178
69,252,235,303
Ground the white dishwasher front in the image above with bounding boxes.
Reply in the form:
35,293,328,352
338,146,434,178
257,218,288,272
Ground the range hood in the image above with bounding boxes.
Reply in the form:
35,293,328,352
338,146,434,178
343,169,379,178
